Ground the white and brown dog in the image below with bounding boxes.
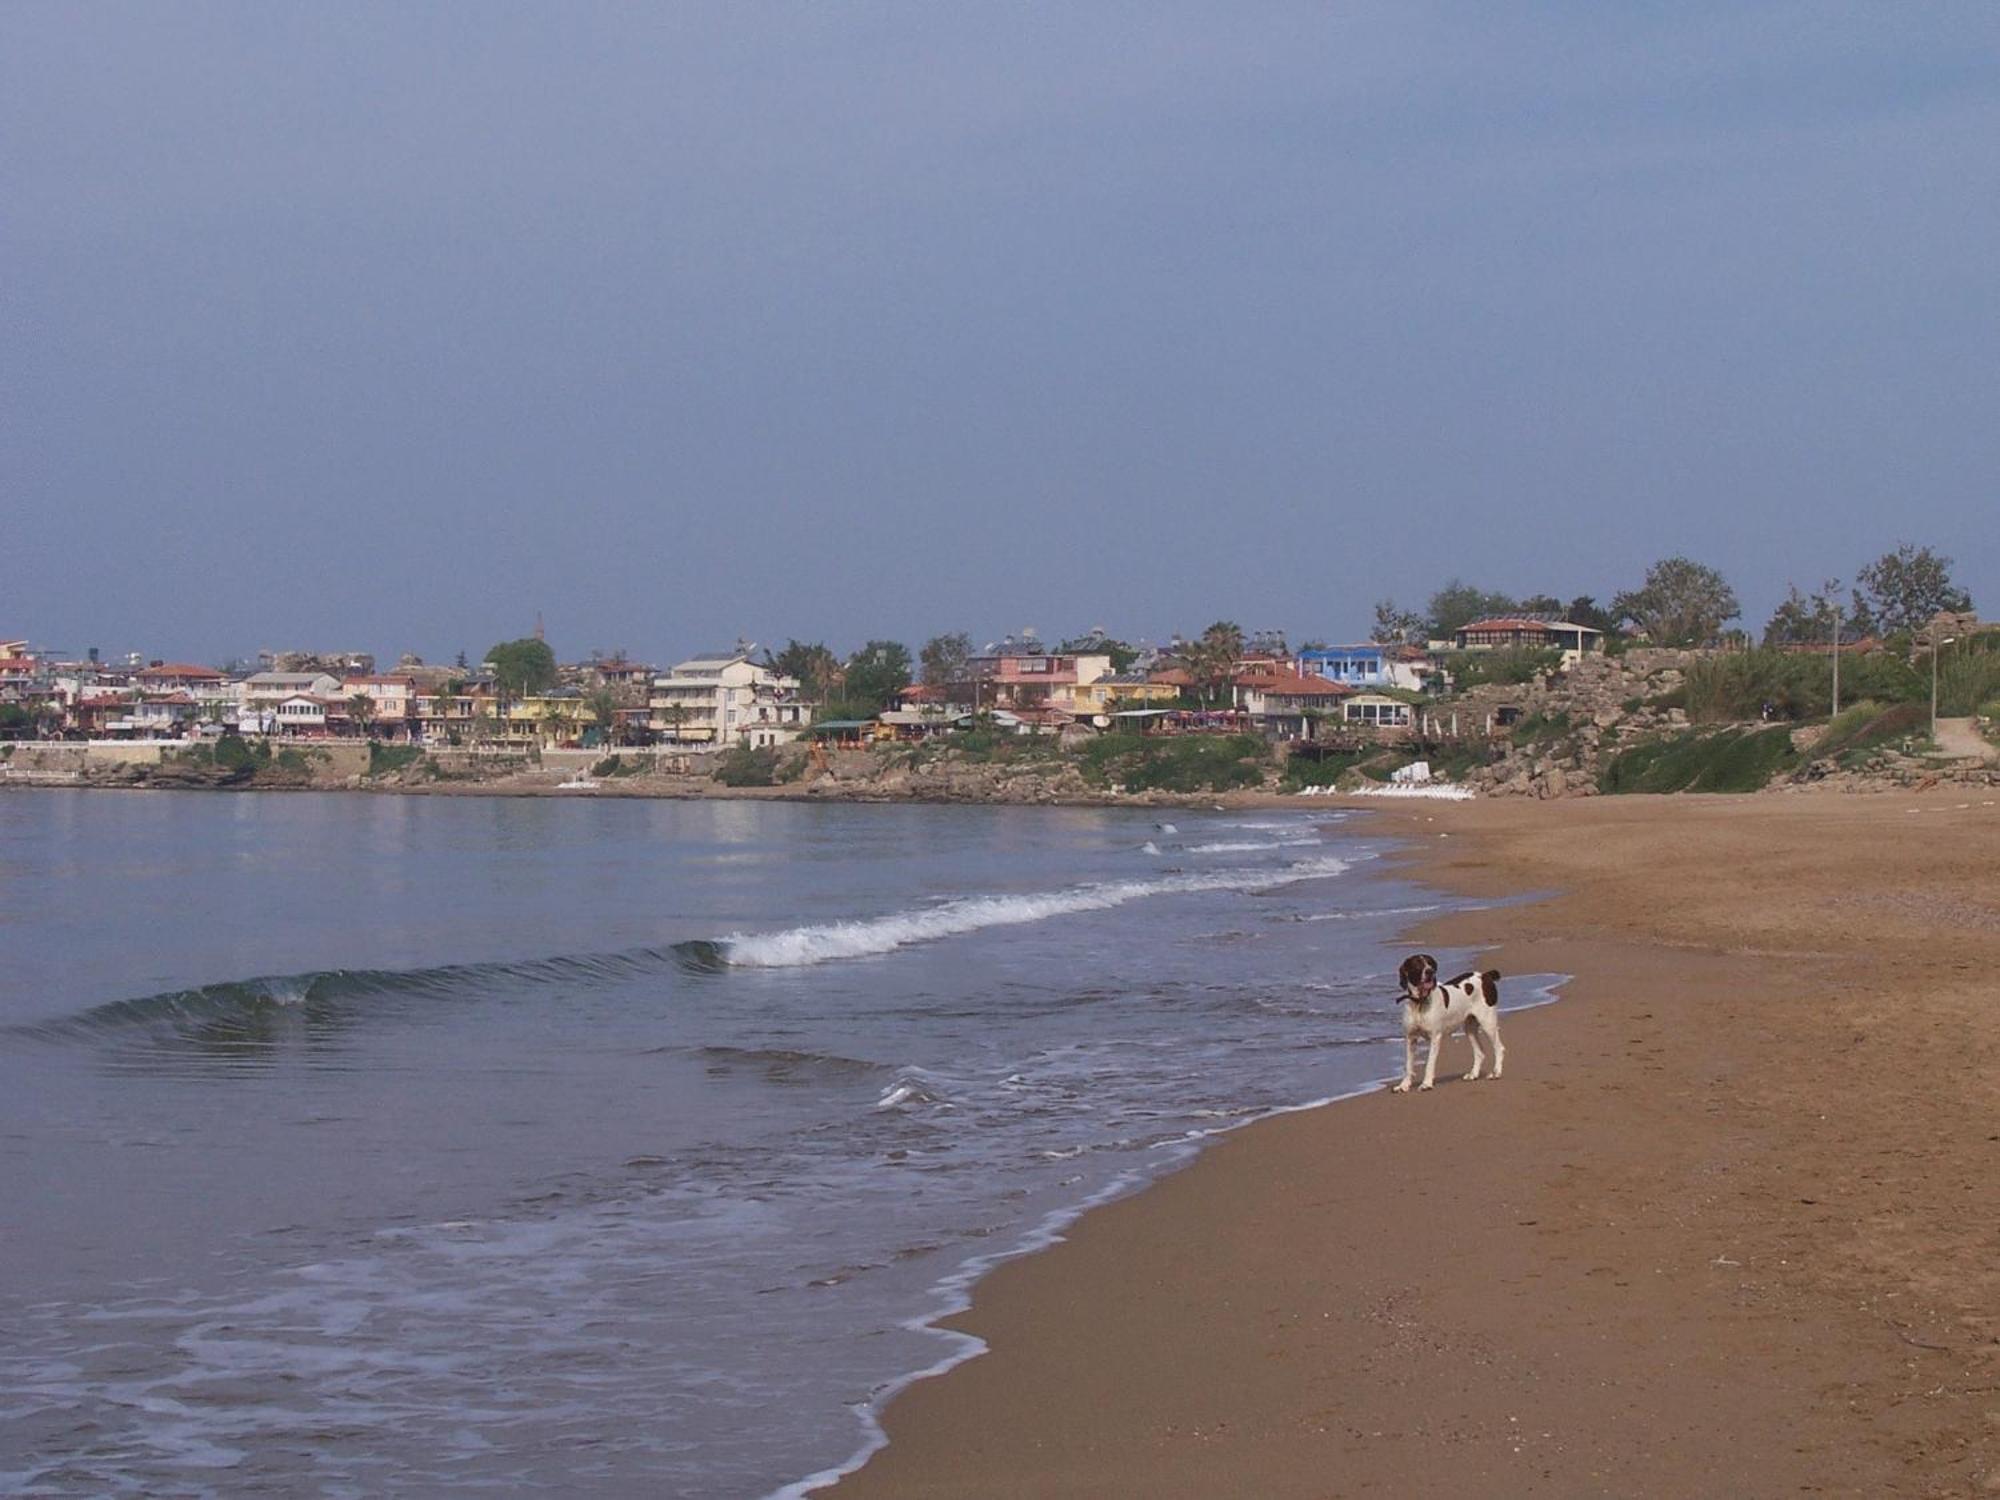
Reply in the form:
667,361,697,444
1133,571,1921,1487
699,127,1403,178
1392,953,1504,1093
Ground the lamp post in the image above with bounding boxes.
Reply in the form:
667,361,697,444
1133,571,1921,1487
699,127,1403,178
1930,635,1956,742
1829,603,1840,717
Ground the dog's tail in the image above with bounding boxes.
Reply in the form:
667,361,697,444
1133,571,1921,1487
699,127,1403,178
1479,969,1501,1005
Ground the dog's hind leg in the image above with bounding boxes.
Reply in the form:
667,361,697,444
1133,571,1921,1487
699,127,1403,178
1463,1022,1485,1082
1485,1015,1504,1079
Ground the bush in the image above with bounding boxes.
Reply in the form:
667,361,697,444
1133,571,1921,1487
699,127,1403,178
1600,726,1799,794
1437,648,1562,688
1281,749,1371,789
214,734,257,771
713,745,780,787
1681,649,1924,723
1803,702,1927,771
1080,733,1269,793
1935,635,2000,717
1508,710,1571,747
368,743,424,775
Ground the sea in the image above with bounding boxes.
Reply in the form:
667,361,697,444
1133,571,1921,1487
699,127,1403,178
0,790,1545,1498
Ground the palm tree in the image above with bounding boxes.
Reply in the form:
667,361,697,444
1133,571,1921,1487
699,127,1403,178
1184,621,1245,708
347,692,377,740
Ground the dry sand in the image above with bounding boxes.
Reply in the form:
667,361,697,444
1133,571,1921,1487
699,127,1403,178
832,792,2000,1498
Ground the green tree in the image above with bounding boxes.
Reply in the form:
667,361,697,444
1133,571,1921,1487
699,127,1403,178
919,632,973,689
486,638,557,698
1182,621,1245,707
346,692,377,739
1762,580,1844,647
769,640,841,703
1370,600,1425,645
1852,544,1973,637
1425,580,1518,639
585,686,622,746
843,640,913,711
1565,595,1618,634
1612,557,1740,647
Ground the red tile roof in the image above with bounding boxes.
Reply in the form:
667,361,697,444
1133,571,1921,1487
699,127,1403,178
1236,669,1355,697
136,662,224,679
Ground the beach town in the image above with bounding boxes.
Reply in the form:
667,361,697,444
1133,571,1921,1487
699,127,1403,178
4,553,1996,802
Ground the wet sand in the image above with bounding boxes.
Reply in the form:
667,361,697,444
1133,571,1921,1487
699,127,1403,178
832,792,2000,1498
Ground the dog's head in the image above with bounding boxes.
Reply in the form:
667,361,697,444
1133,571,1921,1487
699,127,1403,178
1398,953,1438,1004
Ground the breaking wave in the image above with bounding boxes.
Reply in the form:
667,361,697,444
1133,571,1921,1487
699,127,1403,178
20,854,1355,1044
699,857,1352,969
12,948,684,1048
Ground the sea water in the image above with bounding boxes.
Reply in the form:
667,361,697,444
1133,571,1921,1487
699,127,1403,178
0,791,1541,1497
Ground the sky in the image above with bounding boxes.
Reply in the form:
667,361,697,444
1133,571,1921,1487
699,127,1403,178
6,2,1997,666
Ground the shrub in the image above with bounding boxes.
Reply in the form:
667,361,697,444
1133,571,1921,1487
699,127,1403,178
713,745,780,787
1680,649,1925,723
1081,733,1269,793
1509,710,1571,747
214,734,257,771
1600,726,1799,794
1281,749,1370,789
1438,648,1562,688
368,743,424,775
1935,636,2000,717
1802,702,1927,771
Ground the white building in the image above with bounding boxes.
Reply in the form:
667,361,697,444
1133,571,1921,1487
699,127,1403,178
236,671,341,734
648,650,807,749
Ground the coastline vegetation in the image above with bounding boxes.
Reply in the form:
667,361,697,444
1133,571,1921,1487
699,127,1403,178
1079,732,1268,793
1600,725,1800,794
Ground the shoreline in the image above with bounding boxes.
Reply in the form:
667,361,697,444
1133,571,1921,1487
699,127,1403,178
827,792,2000,1497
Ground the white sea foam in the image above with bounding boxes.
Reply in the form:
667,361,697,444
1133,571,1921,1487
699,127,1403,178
1339,783,1476,801
1183,835,1321,854
719,857,1352,968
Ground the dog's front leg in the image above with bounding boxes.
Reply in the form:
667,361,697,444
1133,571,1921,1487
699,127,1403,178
1420,1030,1444,1091
1393,1032,1416,1093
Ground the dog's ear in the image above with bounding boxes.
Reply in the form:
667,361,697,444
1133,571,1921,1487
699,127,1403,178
1397,955,1424,990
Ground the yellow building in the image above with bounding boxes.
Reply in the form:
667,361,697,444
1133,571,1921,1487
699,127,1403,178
1070,672,1181,717
502,696,598,749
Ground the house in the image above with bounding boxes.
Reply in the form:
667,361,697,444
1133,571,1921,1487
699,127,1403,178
135,662,225,693
272,694,338,737
0,650,38,700
80,692,200,738
1342,692,1414,729
966,643,1112,713
893,681,977,717
1453,617,1604,663
1296,644,1434,693
1229,665,1355,740
1069,672,1181,719
407,682,503,744
338,676,423,739
238,671,343,732
649,650,807,749
502,694,598,749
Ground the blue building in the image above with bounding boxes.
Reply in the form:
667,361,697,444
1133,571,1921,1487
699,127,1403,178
1296,645,1391,688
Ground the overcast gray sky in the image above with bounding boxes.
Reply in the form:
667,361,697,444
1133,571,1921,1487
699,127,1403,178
7,3,1996,665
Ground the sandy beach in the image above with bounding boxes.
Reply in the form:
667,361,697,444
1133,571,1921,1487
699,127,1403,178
832,792,2000,1498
